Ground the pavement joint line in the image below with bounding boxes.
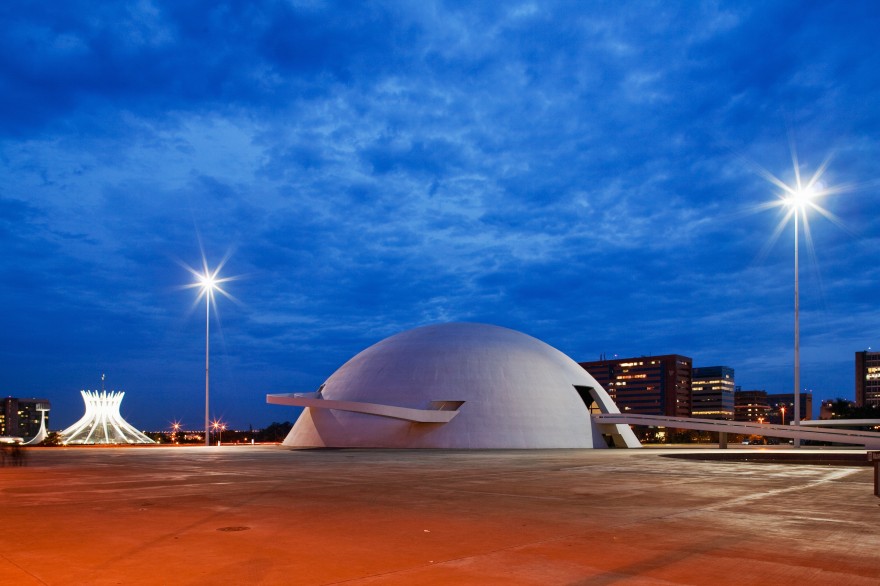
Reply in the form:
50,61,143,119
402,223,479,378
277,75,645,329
317,512,739,585
682,467,860,513
80,478,294,581
307,468,839,585
794,516,872,526
0,551,49,585
6,462,855,509
546,467,866,534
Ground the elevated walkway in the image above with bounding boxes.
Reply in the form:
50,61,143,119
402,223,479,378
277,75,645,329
593,413,880,449
797,419,880,427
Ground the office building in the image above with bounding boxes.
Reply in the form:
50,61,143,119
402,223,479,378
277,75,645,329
579,354,692,417
734,390,770,422
855,350,880,408
691,366,735,420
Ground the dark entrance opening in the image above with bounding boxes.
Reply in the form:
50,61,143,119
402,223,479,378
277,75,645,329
574,385,614,447
573,385,602,414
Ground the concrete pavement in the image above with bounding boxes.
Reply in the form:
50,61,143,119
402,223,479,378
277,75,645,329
1,446,878,585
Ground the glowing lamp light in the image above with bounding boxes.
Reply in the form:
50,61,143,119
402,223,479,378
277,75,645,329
198,270,221,296
785,186,813,208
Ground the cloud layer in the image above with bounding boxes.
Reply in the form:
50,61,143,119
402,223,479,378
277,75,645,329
2,1,879,429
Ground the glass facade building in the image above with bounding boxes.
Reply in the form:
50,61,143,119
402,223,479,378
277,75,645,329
691,366,735,420
855,350,880,408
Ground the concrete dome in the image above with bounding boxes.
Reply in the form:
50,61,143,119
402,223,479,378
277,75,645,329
272,322,638,449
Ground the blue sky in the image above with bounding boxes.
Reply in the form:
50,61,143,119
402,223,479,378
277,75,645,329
2,1,879,431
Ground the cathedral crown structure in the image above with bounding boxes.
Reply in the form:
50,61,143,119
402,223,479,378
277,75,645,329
61,389,154,445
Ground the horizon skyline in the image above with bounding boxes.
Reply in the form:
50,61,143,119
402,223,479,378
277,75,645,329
2,2,879,430
8,334,863,431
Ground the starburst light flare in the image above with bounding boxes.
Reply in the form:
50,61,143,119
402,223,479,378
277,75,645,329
184,254,238,309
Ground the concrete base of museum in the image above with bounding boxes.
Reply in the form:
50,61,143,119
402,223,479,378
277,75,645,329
1,446,878,585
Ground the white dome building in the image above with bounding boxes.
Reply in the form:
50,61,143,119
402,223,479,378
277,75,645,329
268,323,639,449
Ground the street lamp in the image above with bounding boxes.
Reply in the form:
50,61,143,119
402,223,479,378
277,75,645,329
757,151,838,447
780,405,786,427
184,256,235,448
785,186,813,446
783,181,827,447
200,271,218,447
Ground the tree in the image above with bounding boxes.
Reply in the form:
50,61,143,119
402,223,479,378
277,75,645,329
828,398,880,420
39,432,62,446
255,421,293,443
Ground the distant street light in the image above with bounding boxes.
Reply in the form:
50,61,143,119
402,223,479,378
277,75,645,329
211,419,226,446
780,405,786,427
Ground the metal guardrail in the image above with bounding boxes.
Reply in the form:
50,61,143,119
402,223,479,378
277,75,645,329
869,452,880,496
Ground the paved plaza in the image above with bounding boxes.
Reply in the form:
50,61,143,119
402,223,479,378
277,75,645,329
1,446,878,585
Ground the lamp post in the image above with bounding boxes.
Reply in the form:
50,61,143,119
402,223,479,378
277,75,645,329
757,149,845,447
189,257,234,446
793,197,801,445
199,272,217,447
186,257,233,448
784,184,817,447
780,405,786,427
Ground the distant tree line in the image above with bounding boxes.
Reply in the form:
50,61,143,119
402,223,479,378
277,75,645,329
255,421,294,442
826,398,880,420
147,421,294,444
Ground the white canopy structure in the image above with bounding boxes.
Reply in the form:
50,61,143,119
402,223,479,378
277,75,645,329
61,390,154,445
23,407,49,446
